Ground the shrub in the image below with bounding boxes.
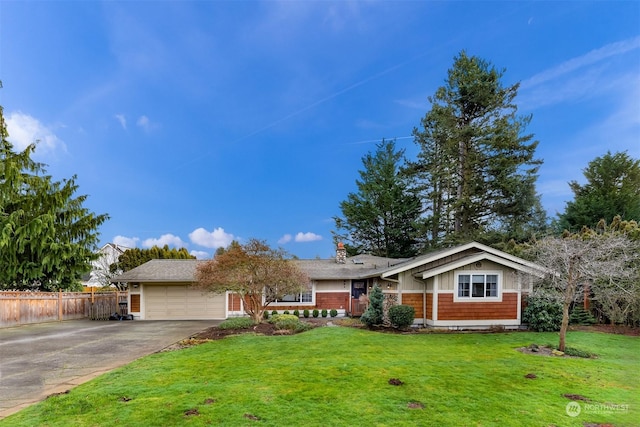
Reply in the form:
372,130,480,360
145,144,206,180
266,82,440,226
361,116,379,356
312,309,319,318
388,305,415,329
321,309,328,318
562,346,595,358
570,306,596,325
268,314,313,332
263,311,269,320
522,296,562,332
276,318,313,332
283,310,290,315
218,317,255,330
361,285,384,327
303,309,310,318
330,309,338,318
267,314,298,324
293,309,300,317
271,309,278,316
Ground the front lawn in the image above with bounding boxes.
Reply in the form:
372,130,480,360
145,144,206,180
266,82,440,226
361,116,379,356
2,328,638,426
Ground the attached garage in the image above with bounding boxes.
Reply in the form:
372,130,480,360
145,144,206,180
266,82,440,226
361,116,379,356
113,259,227,321
144,285,225,320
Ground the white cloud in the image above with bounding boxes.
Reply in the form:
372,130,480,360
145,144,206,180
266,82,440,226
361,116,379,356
278,234,293,244
190,250,211,260
113,235,140,248
115,114,127,130
142,233,187,248
521,36,640,90
5,111,66,153
189,227,235,249
136,115,158,132
519,37,640,110
294,232,322,242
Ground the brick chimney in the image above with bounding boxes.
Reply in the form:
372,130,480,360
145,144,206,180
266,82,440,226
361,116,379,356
336,242,347,264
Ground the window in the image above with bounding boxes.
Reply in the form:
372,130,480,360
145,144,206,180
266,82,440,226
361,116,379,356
276,290,313,304
266,285,313,305
458,275,470,297
456,273,499,299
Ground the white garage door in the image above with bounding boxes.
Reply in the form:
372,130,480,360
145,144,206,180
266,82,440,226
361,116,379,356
145,285,225,320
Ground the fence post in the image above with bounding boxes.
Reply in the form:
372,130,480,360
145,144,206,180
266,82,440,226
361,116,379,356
58,290,63,321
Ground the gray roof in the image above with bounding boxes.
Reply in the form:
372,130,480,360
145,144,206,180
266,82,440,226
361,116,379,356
111,254,406,283
111,242,543,284
112,259,205,283
294,254,407,280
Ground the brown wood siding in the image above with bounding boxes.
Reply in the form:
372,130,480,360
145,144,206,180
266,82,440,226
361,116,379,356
316,292,349,310
426,293,433,320
437,293,518,320
228,293,243,311
130,294,141,312
401,293,424,319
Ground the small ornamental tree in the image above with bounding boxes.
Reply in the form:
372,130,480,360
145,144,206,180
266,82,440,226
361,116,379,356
195,239,309,324
529,222,640,351
361,284,384,327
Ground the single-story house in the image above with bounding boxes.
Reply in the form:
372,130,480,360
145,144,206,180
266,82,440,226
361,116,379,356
112,241,545,328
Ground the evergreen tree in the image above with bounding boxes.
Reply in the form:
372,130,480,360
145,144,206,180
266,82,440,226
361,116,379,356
112,245,195,272
408,51,542,247
334,139,422,257
360,284,384,327
0,102,109,290
557,151,640,232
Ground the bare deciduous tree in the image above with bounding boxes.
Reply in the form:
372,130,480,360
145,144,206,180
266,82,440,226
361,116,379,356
195,239,309,324
530,230,639,351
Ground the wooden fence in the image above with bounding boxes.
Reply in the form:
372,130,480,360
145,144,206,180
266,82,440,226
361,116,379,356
0,290,127,328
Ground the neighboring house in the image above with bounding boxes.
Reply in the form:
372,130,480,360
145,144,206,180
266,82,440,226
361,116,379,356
112,242,546,328
82,243,129,288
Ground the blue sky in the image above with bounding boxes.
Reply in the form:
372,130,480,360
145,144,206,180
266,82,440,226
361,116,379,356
1,1,638,260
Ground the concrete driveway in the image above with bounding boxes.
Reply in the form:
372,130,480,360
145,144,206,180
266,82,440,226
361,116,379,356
0,319,217,419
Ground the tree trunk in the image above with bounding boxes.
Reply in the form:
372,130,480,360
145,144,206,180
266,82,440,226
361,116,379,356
559,299,570,352
559,276,576,352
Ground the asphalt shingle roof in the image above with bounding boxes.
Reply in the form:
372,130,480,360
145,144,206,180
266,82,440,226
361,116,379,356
112,259,205,282
112,254,407,283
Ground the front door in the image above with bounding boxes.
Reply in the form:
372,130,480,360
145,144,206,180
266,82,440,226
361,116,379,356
351,281,367,316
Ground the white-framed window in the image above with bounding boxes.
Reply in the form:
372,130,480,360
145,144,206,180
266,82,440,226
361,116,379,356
265,284,314,305
273,290,313,304
455,272,500,301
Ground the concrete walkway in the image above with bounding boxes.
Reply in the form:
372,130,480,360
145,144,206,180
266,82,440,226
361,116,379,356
0,319,216,419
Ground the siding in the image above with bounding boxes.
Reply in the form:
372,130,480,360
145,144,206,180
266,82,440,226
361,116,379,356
315,280,347,292
401,293,424,319
228,293,243,311
437,292,518,320
316,292,349,310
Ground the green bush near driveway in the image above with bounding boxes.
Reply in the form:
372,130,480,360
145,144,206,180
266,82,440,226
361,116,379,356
218,317,255,329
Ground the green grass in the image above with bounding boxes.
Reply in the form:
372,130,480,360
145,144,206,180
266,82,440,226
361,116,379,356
2,328,638,427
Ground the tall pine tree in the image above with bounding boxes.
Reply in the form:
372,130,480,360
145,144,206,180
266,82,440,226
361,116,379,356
0,101,109,290
409,51,543,247
557,151,640,232
334,139,422,258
